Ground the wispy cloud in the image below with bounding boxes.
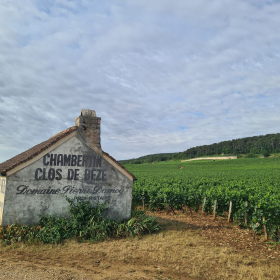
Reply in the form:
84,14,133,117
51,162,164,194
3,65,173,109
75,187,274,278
0,0,280,161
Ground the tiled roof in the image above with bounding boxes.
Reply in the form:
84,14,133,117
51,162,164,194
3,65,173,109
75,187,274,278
103,152,136,180
0,126,77,174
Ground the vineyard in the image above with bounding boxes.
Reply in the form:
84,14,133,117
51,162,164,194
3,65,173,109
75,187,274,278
124,157,280,241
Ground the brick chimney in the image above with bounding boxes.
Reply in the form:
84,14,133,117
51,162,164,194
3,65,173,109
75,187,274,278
75,109,102,154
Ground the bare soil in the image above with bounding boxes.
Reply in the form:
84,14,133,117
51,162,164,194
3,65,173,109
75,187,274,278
0,210,279,280
181,156,237,162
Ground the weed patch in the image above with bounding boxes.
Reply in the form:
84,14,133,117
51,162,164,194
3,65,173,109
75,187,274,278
0,197,160,244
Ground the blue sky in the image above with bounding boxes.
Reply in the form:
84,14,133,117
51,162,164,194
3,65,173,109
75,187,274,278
0,0,280,161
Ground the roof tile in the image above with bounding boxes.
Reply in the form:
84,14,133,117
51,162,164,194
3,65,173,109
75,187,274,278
103,151,136,180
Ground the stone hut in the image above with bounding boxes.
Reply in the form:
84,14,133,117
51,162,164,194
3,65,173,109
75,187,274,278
0,109,135,225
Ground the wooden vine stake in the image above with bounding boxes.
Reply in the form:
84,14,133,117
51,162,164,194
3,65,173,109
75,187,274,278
253,205,257,240
202,196,206,213
245,201,248,226
227,201,232,223
213,199,217,220
263,217,268,241
142,199,145,211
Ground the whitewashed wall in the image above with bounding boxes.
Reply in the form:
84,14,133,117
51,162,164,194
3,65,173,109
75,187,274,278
0,176,6,224
2,137,132,225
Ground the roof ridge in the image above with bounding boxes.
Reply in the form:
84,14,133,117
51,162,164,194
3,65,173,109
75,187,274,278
0,126,77,174
103,151,136,180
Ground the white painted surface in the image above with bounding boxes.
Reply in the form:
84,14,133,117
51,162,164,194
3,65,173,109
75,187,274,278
2,136,132,225
0,176,6,224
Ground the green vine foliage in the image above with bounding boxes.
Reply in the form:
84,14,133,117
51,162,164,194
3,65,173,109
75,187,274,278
0,197,160,245
127,157,280,241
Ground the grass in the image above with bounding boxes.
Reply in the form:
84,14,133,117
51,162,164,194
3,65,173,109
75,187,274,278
1,211,280,279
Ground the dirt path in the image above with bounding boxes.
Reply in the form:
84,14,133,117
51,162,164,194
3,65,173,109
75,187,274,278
0,211,279,279
181,156,237,162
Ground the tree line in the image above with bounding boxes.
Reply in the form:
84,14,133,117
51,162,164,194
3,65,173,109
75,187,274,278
119,133,280,164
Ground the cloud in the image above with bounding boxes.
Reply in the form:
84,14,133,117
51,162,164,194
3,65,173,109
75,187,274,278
0,0,280,161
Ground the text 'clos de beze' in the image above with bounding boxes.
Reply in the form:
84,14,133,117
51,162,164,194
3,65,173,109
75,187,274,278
0,109,134,225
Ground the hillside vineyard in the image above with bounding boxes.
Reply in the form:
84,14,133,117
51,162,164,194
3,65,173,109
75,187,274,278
125,157,280,241
119,133,280,164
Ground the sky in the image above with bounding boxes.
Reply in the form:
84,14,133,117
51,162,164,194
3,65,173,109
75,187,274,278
0,0,280,162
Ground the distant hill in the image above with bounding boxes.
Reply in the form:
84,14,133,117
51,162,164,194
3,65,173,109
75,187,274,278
119,133,280,164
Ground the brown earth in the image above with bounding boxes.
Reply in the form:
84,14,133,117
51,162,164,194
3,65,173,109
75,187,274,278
0,210,279,280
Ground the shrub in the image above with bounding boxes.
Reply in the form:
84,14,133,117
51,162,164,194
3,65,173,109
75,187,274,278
263,151,270,157
0,197,161,245
245,153,257,158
